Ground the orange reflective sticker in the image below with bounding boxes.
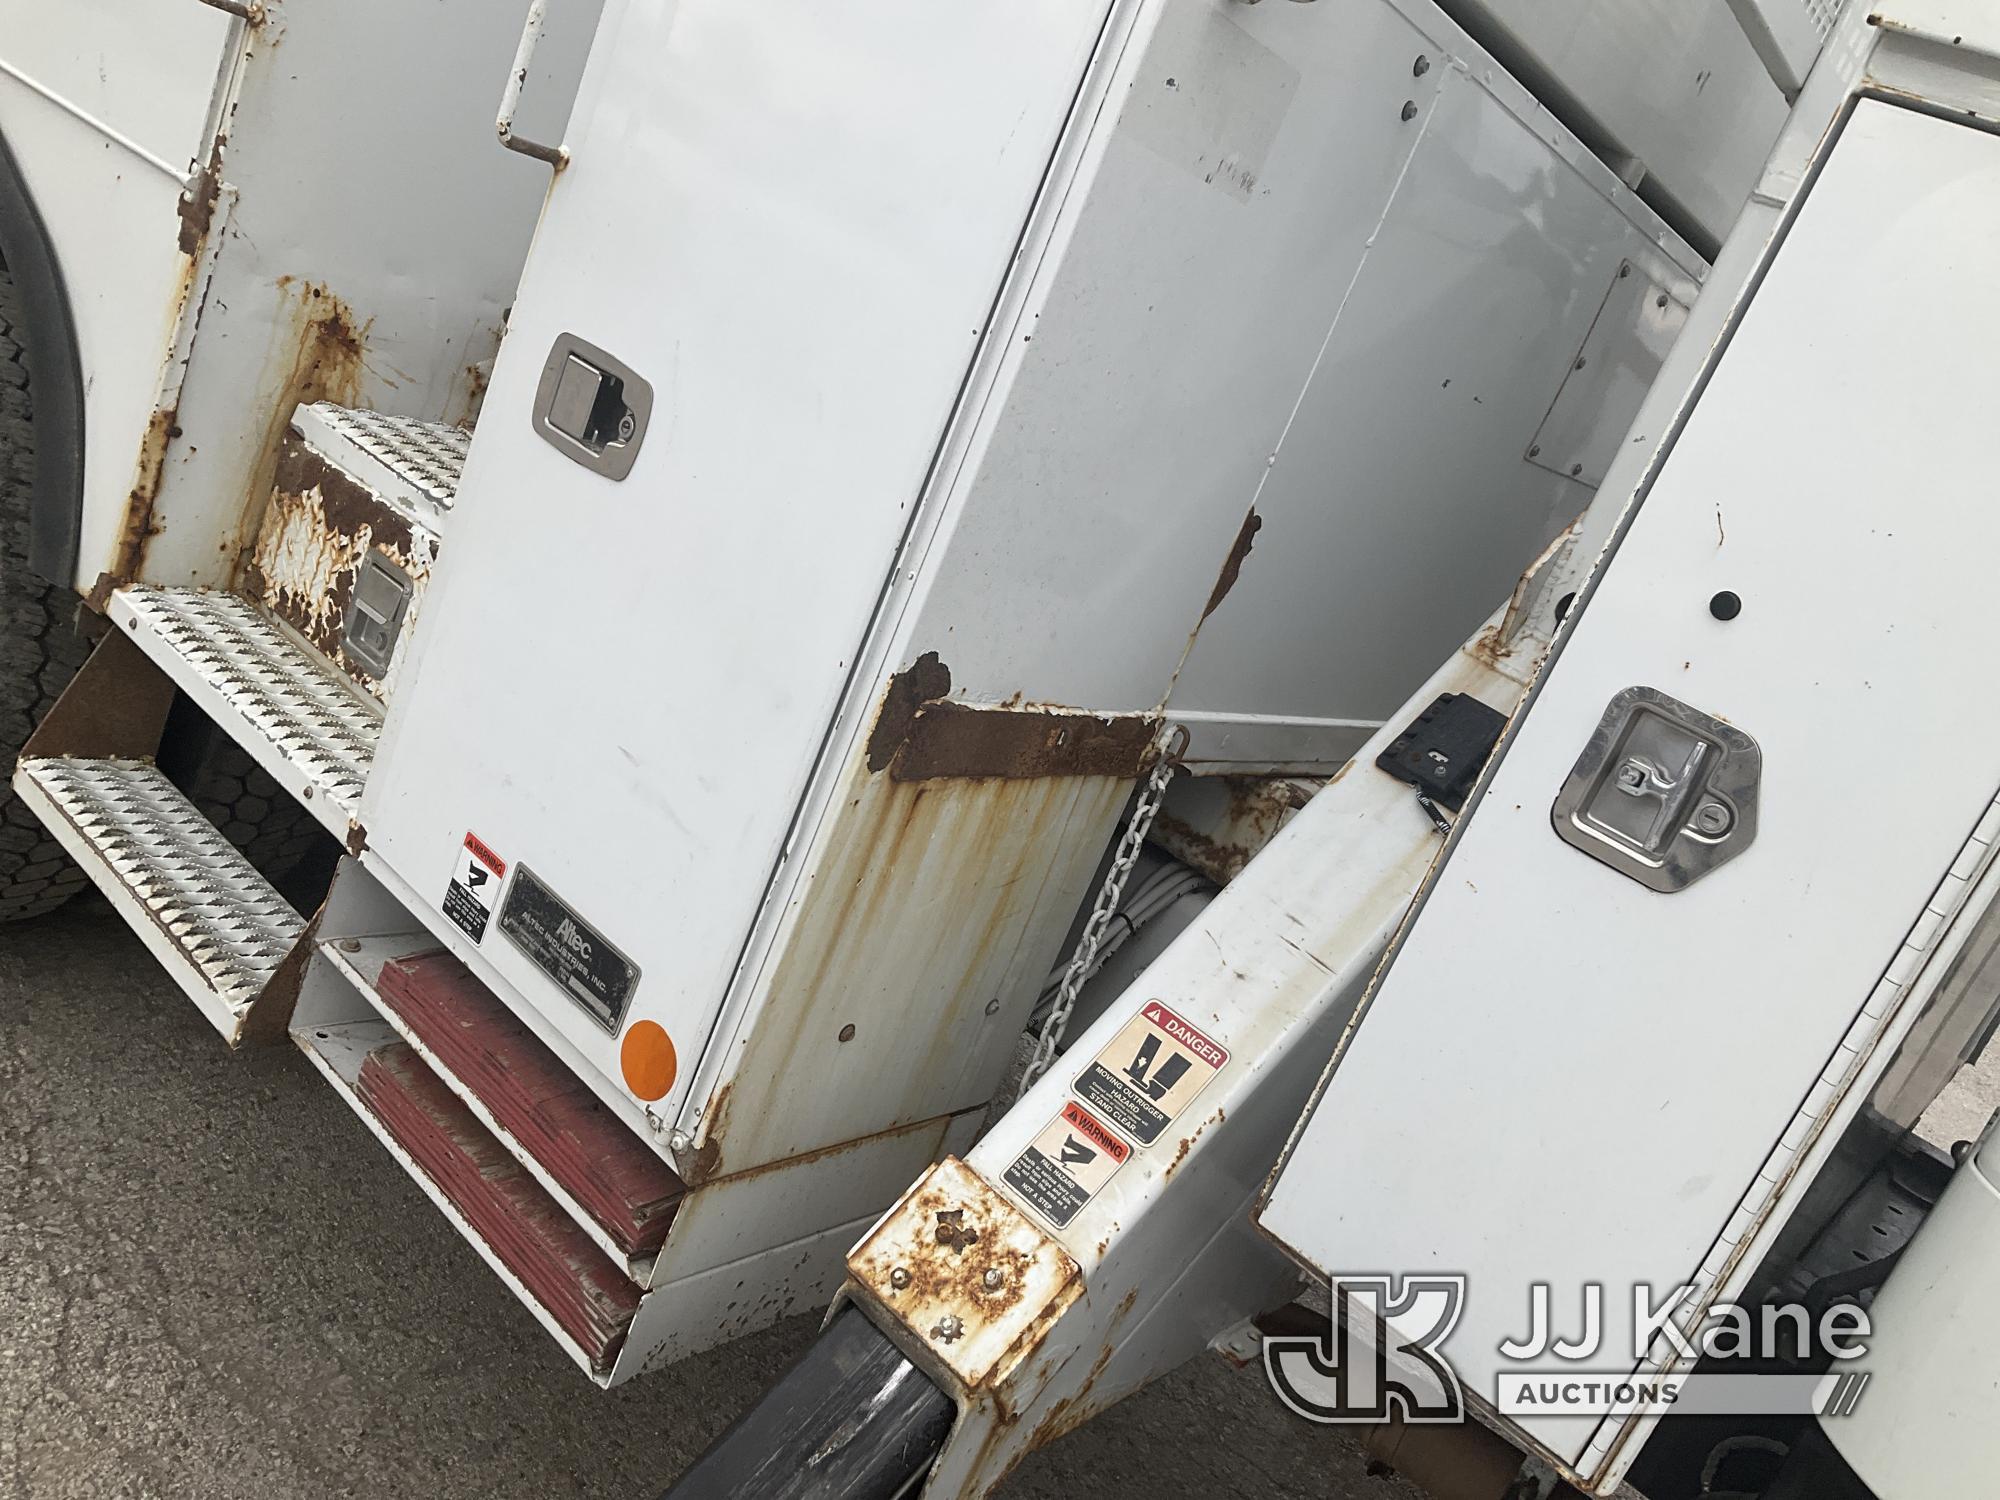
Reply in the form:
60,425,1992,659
620,1020,677,1101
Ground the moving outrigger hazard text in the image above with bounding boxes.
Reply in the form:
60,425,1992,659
1072,1001,1228,1145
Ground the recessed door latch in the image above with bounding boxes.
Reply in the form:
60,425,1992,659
532,332,653,479
1376,691,1509,830
1552,685,1760,891
343,550,415,679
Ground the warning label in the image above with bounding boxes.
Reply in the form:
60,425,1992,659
1072,1001,1228,1146
1003,1100,1131,1229
443,832,507,943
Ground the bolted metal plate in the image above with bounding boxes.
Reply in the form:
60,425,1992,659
1551,685,1760,892
1527,262,1690,489
847,1156,1081,1394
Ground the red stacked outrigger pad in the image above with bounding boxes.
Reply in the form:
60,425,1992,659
355,1040,642,1373
372,949,685,1256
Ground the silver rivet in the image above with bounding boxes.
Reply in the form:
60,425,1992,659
890,1267,912,1290
984,998,1001,1016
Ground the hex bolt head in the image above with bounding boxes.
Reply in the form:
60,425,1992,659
983,1267,1006,1291
890,1266,912,1290
667,1128,691,1152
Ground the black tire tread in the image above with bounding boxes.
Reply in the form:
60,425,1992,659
1,257,326,923
0,257,91,920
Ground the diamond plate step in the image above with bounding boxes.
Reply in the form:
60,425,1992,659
294,402,469,519
109,586,381,842
13,757,305,1043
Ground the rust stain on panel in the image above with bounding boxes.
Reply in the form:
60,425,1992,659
696,665,1148,1175
225,280,375,584
103,280,374,592
97,405,182,598
176,138,226,258
1150,774,1311,885
1201,507,1262,620
867,651,953,772
868,651,1155,781
892,702,1155,782
101,138,230,594
699,757,1131,1177
247,437,435,695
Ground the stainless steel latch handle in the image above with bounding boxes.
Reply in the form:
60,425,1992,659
496,0,570,170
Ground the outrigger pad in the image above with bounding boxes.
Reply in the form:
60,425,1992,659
375,949,685,1255
355,1039,641,1372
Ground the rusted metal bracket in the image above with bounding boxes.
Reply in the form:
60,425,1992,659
845,1156,1082,1398
496,0,571,170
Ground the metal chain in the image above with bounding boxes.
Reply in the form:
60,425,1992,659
1015,722,1189,1100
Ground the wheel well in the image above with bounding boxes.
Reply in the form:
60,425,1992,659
0,125,85,588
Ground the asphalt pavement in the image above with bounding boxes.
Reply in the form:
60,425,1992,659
0,897,1402,1500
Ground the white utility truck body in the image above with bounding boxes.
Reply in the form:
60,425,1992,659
2,0,1754,1386
21,4,2000,1500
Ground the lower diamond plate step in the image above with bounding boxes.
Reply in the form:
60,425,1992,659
14,757,304,1041
109,586,381,840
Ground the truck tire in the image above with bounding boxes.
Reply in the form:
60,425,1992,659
1,256,327,922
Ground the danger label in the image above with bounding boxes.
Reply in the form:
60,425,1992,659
1003,1100,1131,1229
1071,1001,1228,1146
443,832,506,943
